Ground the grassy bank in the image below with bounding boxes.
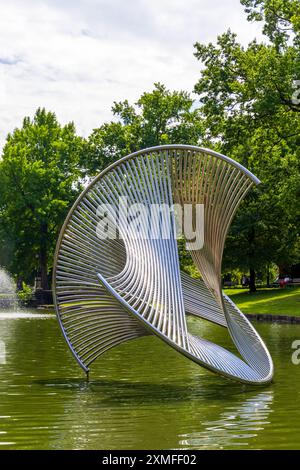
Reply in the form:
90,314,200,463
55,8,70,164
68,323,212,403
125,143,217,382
224,287,300,316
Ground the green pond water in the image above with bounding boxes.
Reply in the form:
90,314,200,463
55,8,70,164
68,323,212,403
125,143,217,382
0,309,300,450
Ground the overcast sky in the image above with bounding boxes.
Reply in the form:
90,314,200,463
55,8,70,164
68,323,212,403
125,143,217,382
0,0,264,147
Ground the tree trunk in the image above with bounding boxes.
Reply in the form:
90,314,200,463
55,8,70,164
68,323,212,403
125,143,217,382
249,267,256,293
248,226,256,293
39,223,49,291
266,264,270,288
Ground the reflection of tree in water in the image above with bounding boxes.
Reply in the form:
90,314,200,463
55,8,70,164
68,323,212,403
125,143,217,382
0,317,74,449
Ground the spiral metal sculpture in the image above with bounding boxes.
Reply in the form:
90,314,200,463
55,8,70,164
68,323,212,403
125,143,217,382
53,145,273,384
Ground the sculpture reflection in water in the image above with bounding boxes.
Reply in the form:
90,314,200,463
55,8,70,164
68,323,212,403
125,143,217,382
179,390,274,449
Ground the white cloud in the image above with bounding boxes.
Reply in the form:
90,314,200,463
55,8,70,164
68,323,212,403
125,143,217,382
0,0,264,148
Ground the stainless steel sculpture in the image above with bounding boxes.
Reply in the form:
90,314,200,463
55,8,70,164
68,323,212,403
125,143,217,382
53,145,273,384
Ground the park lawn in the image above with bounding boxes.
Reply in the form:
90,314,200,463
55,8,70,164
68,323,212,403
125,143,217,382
223,287,300,316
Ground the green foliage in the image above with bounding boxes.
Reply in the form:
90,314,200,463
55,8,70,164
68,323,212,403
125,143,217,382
193,1,300,288
240,0,300,49
84,83,204,174
17,282,33,304
0,108,85,288
177,238,200,279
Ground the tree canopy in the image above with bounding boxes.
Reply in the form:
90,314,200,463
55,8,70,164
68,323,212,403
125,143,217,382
0,108,85,289
84,83,204,175
193,0,300,289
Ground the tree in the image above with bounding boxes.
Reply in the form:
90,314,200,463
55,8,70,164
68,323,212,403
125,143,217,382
0,108,85,289
84,83,204,175
193,0,300,291
241,0,300,49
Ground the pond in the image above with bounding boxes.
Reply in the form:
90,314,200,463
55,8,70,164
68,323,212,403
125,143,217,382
0,309,300,450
